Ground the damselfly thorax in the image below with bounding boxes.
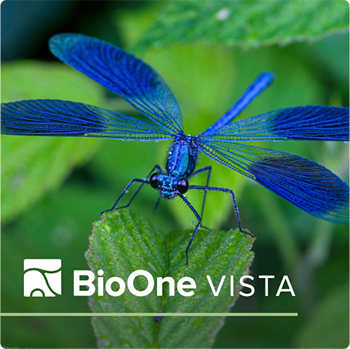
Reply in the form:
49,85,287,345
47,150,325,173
150,133,198,199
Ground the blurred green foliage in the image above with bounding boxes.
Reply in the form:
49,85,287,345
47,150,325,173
294,284,349,347
1,1,349,348
88,209,254,348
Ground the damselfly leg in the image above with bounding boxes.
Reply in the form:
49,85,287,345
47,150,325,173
179,194,201,265
189,165,212,221
189,185,253,238
101,164,163,214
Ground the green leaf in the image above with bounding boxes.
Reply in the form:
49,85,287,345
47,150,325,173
86,209,255,348
1,61,106,223
134,0,349,51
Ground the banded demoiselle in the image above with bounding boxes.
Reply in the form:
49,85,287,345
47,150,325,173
2,34,349,263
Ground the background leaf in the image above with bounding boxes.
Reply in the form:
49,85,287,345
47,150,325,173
134,0,349,51
87,209,255,348
1,61,106,222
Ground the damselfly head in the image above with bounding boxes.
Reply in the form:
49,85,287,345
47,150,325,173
154,174,189,199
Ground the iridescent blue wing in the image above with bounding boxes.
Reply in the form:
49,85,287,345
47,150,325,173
194,139,349,224
1,100,174,141
49,33,182,134
201,106,349,141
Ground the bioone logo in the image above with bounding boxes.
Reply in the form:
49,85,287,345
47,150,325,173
23,259,296,299
23,259,62,297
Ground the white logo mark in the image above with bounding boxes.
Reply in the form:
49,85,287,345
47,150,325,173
23,259,62,297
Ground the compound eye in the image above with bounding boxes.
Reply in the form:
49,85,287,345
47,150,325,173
150,173,159,189
177,178,189,194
